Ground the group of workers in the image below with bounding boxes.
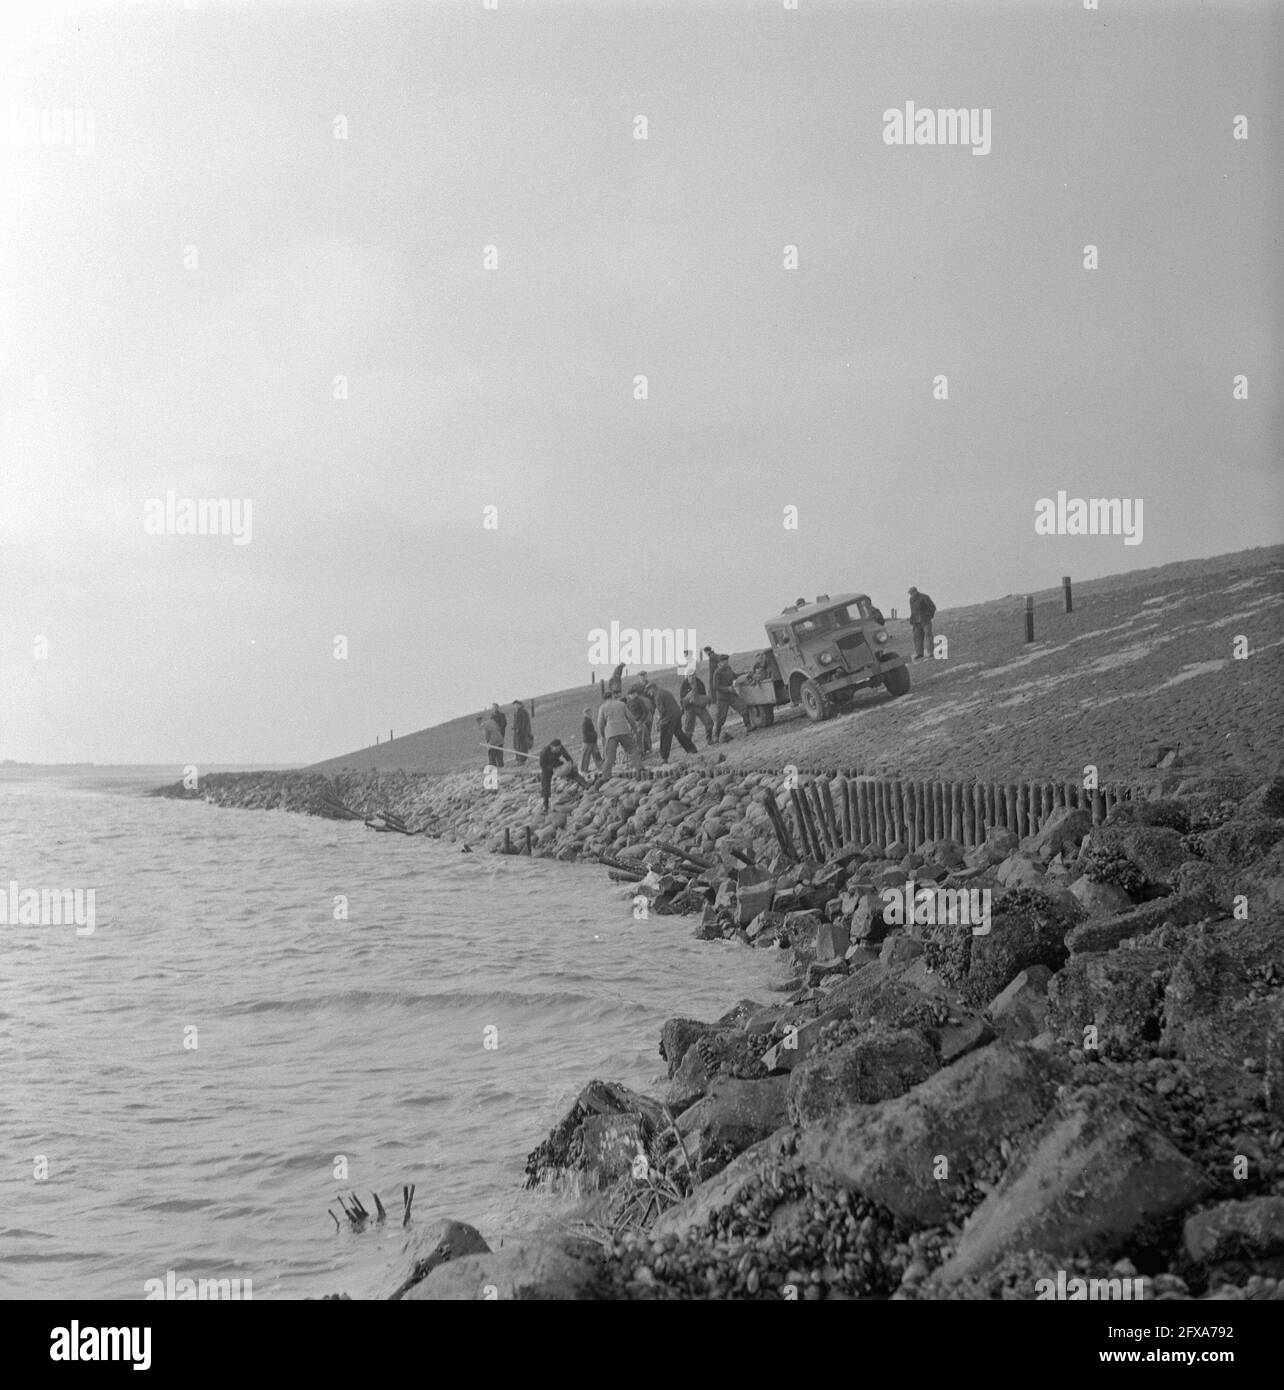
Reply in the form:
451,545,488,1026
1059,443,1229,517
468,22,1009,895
480,590,939,812
476,700,534,767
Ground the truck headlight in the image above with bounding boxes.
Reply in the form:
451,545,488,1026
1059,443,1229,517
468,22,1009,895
819,651,834,665
873,630,890,645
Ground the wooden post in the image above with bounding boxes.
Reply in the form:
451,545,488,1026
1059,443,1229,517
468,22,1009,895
951,782,964,844
963,783,975,847
896,780,908,846
819,779,840,851
1024,596,1035,644
524,826,533,855
975,782,987,844
855,780,869,845
809,781,833,857
1065,780,1079,810
1063,575,1073,613
1092,788,1105,825
504,827,513,854
1004,784,1017,833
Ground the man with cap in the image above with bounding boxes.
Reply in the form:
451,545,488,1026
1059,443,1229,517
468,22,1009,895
538,738,585,811
511,699,533,763
908,586,937,661
646,679,697,762
579,706,604,774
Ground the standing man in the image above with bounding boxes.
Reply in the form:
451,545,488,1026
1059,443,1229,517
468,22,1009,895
625,682,654,759
579,706,604,774
908,586,937,661
647,680,697,762
511,700,533,763
679,667,714,746
711,654,750,741
538,739,585,811
490,702,508,752
597,691,641,779
478,713,504,768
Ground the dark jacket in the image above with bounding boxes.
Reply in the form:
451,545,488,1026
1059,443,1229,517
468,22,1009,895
910,592,936,624
626,691,653,726
712,662,737,695
650,685,681,724
679,673,706,703
539,742,573,775
581,716,597,745
491,708,507,735
512,705,532,744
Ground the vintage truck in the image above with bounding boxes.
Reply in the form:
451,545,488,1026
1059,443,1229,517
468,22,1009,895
733,593,910,725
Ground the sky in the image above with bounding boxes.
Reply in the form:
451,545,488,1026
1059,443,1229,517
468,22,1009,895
1,0,1280,764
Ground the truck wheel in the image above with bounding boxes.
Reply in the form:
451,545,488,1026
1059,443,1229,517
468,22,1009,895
747,704,775,729
883,665,911,697
798,680,832,722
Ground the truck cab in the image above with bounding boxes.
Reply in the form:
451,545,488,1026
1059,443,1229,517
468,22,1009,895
738,593,910,723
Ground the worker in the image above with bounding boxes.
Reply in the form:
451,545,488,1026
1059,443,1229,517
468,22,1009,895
579,706,604,774
490,702,508,749
647,680,697,762
711,655,750,741
511,700,533,763
597,692,641,779
477,714,504,768
679,668,714,745
908,586,937,661
625,683,654,758
538,739,585,810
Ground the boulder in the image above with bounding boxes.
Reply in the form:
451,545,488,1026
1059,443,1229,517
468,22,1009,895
1049,948,1171,1055
1068,875,1135,915
963,887,1076,1006
1084,825,1189,890
938,1087,1211,1284
1200,815,1284,876
650,1127,796,1242
523,1080,666,1189
736,874,777,926
404,1237,600,1300
816,918,851,961
880,933,924,966
759,1005,851,1074
659,1018,713,1077
1066,891,1214,955
996,854,1046,889
850,892,891,945
389,1218,492,1299
799,1043,1071,1225
1182,1197,1284,1265
934,1015,996,1065
1021,806,1093,857
580,1112,648,1183
988,965,1053,1042
676,1075,791,1173
787,1026,939,1127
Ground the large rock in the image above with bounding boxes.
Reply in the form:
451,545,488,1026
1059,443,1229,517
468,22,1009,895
1183,1197,1284,1264
1022,806,1093,857
1065,891,1213,954
938,1087,1212,1284
676,1076,791,1173
963,887,1076,1006
988,965,1053,1042
1069,876,1134,915
388,1218,492,1299
1084,825,1188,890
524,1080,666,1188
1200,814,1284,876
736,872,777,926
650,1127,795,1242
1047,948,1170,1056
403,1237,600,1300
799,1043,1071,1225
816,918,851,961
659,1018,713,1077
787,1026,939,1127
996,854,1046,889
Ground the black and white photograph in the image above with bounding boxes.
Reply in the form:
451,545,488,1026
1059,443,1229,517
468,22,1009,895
2,0,1281,1348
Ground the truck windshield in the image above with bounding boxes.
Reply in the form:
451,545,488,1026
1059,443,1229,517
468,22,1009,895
794,605,856,638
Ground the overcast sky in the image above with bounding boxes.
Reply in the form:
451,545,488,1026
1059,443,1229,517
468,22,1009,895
2,0,1279,764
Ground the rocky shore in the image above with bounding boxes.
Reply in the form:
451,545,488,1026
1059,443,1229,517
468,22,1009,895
156,761,1284,1300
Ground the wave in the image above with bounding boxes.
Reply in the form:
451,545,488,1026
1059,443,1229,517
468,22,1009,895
223,986,608,1015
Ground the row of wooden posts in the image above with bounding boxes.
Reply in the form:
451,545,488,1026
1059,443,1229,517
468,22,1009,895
764,774,1133,862
506,772,1136,863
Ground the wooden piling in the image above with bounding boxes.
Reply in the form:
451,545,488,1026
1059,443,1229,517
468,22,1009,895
855,780,870,845
951,782,964,844
504,827,513,854
819,778,840,851
963,784,976,847
524,826,533,856
810,781,834,857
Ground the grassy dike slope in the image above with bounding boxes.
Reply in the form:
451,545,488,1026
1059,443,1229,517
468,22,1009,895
311,546,1284,784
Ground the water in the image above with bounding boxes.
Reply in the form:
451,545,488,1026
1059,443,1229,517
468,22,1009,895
0,776,783,1300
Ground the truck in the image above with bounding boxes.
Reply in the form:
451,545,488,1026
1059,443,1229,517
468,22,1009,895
732,593,911,725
